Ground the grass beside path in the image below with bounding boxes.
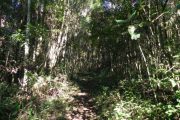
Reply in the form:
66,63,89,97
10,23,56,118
0,73,99,120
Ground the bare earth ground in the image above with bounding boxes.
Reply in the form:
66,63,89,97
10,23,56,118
65,75,98,120
66,90,97,120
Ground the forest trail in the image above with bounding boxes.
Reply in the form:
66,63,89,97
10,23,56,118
66,90,97,120
66,77,98,120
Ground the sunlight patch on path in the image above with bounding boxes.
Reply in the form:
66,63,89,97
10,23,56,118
66,91,97,120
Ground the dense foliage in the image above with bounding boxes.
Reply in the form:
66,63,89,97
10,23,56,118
0,0,180,119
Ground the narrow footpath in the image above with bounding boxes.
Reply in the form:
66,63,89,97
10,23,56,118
66,77,98,120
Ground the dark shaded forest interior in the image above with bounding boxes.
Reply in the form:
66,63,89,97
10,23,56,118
0,0,180,119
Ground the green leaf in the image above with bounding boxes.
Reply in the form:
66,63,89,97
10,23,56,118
129,11,137,20
128,25,136,34
116,11,137,24
128,25,140,40
11,29,25,42
169,79,176,87
115,19,128,24
132,34,140,40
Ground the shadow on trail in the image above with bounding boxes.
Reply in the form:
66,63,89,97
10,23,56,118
66,73,102,120
71,72,118,91
66,72,119,120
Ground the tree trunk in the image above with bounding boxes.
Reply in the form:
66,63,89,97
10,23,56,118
22,0,31,88
47,4,70,69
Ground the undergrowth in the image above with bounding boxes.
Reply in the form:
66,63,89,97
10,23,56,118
90,67,180,120
0,73,79,120
0,64,179,120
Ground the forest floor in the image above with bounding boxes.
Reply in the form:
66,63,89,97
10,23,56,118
0,74,100,120
24,74,99,120
65,84,97,120
2,72,178,119
65,75,99,120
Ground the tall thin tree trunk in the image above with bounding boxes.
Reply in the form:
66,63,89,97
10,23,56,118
138,42,150,78
22,0,31,88
47,0,69,69
0,14,1,28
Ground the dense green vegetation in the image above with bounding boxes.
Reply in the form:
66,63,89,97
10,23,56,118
0,0,180,119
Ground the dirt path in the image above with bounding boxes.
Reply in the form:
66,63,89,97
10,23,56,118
65,78,98,120
66,90,97,120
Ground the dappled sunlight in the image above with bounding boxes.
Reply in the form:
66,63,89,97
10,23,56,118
0,0,180,119
66,92,97,120
17,73,99,120
7,74,79,120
